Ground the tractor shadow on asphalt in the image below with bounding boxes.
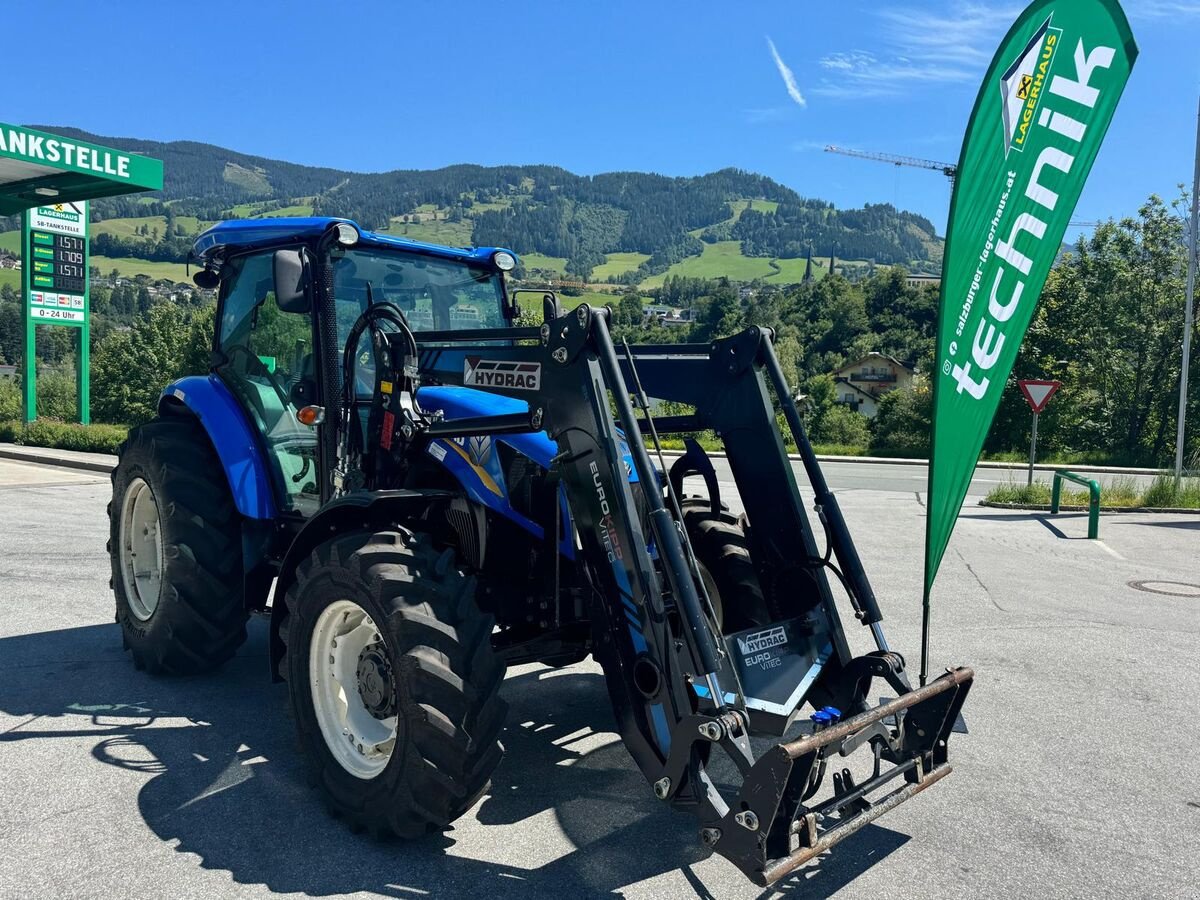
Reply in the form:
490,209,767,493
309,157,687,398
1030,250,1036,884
0,619,907,898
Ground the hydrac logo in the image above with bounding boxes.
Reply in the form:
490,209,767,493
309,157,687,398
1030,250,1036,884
463,357,541,391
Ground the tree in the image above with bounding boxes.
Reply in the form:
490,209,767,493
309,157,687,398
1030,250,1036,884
91,302,213,425
817,404,870,447
870,382,932,457
991,193,1194,465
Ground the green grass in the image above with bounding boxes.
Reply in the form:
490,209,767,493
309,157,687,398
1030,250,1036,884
381,217,473,247
984,475,1200,509
92,216,168,239
224,201,314,220
520,253,568,274
0,231,22,253
591,252,650,281
248,204,313,219
0,269,18,291
641,241,823,288
90,255,190,282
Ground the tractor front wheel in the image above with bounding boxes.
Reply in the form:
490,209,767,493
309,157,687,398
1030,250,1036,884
681,498,771,634
281,529,506,837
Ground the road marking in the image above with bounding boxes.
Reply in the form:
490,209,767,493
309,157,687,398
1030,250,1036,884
1093,540,1125,560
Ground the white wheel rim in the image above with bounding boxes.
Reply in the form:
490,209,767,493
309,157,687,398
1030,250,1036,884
309,599,398,779
119,477,164,621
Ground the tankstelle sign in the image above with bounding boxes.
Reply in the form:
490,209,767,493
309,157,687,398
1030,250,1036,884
0,124,158,185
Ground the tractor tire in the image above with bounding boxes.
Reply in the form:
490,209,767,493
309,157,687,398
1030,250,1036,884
108,415,248,674
280,529,507,837
681,498,771,634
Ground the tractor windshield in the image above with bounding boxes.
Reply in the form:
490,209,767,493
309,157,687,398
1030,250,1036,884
330,247,506,348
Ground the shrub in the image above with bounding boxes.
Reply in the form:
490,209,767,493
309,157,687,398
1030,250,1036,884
0,419,127,454
870,384,932,457
817,404,870,447
0,378,18,420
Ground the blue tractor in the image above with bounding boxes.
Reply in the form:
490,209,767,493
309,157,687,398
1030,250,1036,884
109,217,972,885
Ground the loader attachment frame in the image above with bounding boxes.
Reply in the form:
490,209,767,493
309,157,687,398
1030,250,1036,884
404,304,972,885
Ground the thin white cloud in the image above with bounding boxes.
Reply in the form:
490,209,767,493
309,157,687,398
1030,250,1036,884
816,2,1020,100
878,3,1021,66
1132,1,1200,17
766,36,807,108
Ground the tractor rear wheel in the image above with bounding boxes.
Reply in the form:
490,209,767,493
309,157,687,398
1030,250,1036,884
109,416,248,674
681,498,771,634
280,529,506,837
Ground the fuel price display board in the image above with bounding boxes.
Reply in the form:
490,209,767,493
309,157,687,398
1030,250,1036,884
25,201,89,326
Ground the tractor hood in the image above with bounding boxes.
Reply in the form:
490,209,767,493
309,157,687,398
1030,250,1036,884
417,385,637,480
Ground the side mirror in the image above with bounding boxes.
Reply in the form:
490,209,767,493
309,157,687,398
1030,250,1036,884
273,249,309,314
193,268,220,290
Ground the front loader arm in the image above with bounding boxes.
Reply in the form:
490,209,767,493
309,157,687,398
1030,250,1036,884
410,305,973,886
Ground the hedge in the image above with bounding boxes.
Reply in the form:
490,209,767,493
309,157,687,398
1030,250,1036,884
0,419,128,454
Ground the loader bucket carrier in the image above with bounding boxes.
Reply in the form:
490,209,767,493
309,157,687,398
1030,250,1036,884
109,217,972,887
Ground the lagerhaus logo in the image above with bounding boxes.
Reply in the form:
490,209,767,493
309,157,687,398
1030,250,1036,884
1000,16,1063,156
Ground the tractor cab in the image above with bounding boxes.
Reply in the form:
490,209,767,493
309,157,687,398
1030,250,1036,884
188,217,520,516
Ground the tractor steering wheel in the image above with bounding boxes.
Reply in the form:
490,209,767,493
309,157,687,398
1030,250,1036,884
227,345,294,411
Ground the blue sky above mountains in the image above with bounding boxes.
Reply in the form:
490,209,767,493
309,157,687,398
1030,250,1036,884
6,1,1197,238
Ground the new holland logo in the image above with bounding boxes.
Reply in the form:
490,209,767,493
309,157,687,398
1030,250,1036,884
1000,15,1062,155
736,626,787,656
463,357,541,391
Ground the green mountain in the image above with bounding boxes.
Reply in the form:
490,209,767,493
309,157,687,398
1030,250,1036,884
12,127,943,285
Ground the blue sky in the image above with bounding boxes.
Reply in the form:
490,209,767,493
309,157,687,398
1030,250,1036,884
5,1,1198,239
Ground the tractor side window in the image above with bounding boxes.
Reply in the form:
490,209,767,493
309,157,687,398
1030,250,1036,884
217,252,319,515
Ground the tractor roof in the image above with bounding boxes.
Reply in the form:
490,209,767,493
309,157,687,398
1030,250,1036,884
192,216,516,268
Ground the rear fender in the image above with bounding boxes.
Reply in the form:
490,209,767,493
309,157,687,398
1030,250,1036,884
267,489,454,681
160,375,277,520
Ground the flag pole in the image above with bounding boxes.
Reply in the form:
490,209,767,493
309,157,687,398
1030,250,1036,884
1176,94,1199,486
919,585,931,687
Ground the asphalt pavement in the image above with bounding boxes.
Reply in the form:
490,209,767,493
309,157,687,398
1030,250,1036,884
0,456,1197,899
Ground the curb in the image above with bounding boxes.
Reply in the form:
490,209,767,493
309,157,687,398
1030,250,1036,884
0,446,115,474
978,500,1199,515
659,448,1166,477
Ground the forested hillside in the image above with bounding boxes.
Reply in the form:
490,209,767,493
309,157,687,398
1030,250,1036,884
2,127,943,284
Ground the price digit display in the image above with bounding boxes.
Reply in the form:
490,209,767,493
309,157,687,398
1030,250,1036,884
28,230,88,294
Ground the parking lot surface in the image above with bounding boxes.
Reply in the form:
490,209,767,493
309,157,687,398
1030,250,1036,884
1,461,1197,899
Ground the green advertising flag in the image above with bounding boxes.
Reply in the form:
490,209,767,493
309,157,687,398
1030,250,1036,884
925,1,1137,597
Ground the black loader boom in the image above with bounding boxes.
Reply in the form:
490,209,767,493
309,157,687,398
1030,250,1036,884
368,299,972,886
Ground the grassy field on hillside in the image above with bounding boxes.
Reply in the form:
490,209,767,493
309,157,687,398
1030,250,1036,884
92,216,168,239
641,241,825,288
381,217,473,246
520,253,568,274
91,256,190,282
0,269,18,291
226,201,315,219
0,232,20,254
591,252,650,281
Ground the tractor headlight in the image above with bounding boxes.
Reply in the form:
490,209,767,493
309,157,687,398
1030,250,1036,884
493,251,516,272
334,223,359,246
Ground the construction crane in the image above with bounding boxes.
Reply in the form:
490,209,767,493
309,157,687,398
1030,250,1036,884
825,145,957,184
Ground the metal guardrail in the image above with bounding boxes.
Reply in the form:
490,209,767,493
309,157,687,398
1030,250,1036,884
1051,469,1101,539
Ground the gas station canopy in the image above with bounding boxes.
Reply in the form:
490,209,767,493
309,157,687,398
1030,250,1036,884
0,122,162,215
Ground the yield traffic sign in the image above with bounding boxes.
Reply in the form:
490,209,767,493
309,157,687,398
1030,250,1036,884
1018,379,1061,414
